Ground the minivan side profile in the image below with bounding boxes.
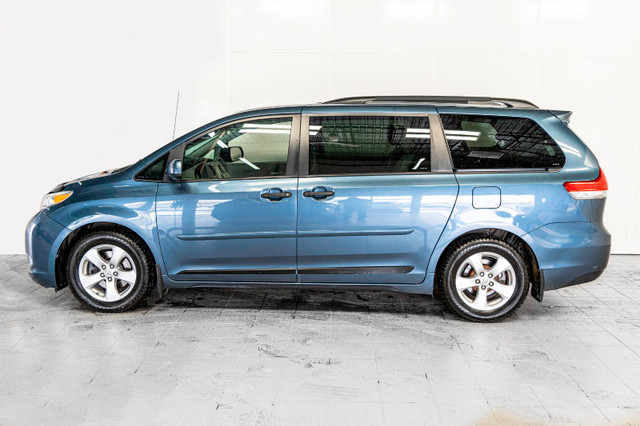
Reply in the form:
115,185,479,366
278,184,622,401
25,96,610,321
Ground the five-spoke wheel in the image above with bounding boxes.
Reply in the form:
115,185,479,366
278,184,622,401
78,244,138,302
441,239,529,322
455,252,516,312
68,231,152,312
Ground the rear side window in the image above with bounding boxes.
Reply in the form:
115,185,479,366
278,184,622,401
308,116,431,175
441,114,565,170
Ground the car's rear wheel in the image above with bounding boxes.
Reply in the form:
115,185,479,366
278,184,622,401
67,231,153,312
440,238,529,322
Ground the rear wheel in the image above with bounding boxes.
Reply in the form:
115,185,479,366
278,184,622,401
67,232,153,312
440,238,529,322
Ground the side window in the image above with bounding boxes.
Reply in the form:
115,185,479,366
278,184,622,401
181,117,292,181
308,116,431,175
136,153,168,181
441,114,565,170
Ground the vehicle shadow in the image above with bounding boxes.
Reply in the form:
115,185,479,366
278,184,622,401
152,287,448,316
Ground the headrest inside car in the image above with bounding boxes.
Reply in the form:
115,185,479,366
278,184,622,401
220,146,244,162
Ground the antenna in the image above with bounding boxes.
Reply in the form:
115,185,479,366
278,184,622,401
172,90,180,140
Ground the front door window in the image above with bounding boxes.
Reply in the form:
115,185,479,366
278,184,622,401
182,117,293,181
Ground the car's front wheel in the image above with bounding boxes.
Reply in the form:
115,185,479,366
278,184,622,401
67,231,153,312
440,238,529,322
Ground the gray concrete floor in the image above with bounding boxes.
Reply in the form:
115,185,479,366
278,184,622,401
1,255,640,425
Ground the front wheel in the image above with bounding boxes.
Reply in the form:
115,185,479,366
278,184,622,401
440,238,529,322
67,232,153,312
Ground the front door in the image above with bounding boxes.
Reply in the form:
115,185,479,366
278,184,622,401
296,111,458,284
156,115,300,282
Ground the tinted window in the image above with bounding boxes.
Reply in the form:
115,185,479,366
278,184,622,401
181,117,292,181
441,114,565,170
308,116,431,175
136,154,168,181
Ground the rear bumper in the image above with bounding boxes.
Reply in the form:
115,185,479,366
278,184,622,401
524,221,610,291
25,211,70,288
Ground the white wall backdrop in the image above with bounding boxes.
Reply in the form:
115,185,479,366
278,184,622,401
1,0,639,254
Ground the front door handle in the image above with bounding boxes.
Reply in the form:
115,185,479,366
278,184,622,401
303,187,335,200
260,188,292,201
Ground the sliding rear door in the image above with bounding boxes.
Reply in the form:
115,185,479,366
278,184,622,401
296,110,458,285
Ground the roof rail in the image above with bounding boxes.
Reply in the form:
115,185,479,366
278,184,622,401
323,96,538,109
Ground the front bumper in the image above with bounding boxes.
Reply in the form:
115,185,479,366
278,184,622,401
524,220,611,291
25,211,70,288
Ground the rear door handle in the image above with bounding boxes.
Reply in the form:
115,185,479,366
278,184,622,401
261,188,292,201
303,187,335,200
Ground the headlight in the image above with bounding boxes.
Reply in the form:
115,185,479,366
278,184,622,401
41,191,73,209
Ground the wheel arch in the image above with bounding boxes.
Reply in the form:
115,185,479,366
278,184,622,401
431,228,542,302
55,221,160,290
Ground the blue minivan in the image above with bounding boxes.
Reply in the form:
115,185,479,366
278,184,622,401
25,96,610,321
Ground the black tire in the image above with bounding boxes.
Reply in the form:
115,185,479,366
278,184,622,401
67,231,154,312
439,238,529,322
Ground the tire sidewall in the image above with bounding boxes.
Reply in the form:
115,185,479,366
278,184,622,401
444,241,528,321
68,233,149,311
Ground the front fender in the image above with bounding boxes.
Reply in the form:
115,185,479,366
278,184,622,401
47,181,165,275
63,214,165,273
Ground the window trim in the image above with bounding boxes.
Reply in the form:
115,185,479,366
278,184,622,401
439,113,565,173
162,114,301,183
453,168,558,174
299,112,453,177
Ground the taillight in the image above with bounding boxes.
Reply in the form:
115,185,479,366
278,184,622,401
564,168,608,199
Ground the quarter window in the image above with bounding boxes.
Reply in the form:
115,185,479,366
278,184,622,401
181,117,292,181
308,116,431,175
136,153,168,181
441,114,565,170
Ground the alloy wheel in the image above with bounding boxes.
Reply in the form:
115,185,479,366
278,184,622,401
78,244,137,302
455,251,516,312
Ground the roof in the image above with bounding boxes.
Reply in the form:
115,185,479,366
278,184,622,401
227,96,539,118
323,96,538,109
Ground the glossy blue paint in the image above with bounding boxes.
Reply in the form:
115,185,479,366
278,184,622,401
522,221,610,290
472,186,501,209
297,174,458,284
25,102,611,298
156,178,298,282
25,210,70,287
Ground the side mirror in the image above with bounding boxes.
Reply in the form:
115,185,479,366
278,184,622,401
166,159,182,182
